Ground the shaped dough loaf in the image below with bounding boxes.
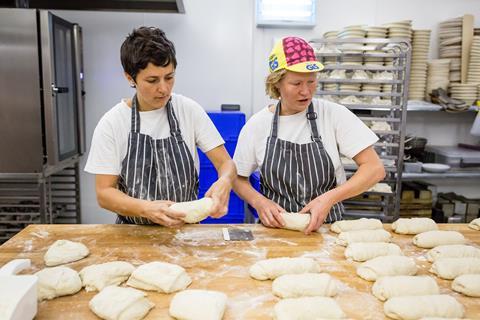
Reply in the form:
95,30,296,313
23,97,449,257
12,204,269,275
274,296,346,320
469,218,480,230
44,239,89,266
426,245,480,262
392,218,437,235
451,274,480,297
272,273,337,298
89,285,154,320
280,212,311,232
249,257,320,280
330,218,383,233
169,289,227,320
372,275,439,301
170,197,213,223
126,261,191,293
79,261,135,292
35,266,82,301
337,229,391,246
344,242,402,262
357,256,417,281
413,231,465,249
384,295,464,320
430,258,480,280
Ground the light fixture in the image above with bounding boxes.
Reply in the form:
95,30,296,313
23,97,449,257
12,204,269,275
256,0,316,28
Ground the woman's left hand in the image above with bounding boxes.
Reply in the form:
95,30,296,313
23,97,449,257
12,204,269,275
205,176,232,218
299,194,335,235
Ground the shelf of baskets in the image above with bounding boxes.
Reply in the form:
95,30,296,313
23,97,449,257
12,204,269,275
311,38,411,221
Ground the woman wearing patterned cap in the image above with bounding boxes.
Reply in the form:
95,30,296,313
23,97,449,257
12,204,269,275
85,27,236,226
233,36,385,234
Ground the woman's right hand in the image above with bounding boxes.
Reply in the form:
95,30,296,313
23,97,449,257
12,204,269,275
252,196,285,228
141,200,186,228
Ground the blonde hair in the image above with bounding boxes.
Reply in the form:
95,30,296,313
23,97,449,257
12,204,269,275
265,69,287,99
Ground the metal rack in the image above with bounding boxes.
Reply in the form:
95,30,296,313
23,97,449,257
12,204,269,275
0,162,82,243
310,38,411,221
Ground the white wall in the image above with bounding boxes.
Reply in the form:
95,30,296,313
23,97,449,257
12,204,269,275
54,0,480,223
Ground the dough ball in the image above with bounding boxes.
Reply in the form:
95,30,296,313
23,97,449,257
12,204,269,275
468,218,480,230
170,197,213,223
169,289,227,320
426,245,480,262
330,218,383,233
127,261,191,293
79,261,135,292
44,239,89,266
392,218,437,235
383,295,464,320
249,257,320,280
35,266,82,301
344,242,402,262
372,275,439,301
272,273,337,298
274,296,346,320
336,229,391,246
430,258,480,280
280,212,311,232
357,256,417,281
451,274,480,297
413,231,465,249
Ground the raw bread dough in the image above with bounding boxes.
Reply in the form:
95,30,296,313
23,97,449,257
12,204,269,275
170,197,213,223
44,239,89,266
372,275,439,301
169,289,227,320
126,261,191,293
451,274,480,297
249,257,320,280
274,296,346,320
357,256,417,281
468,218,480,230
280,212,311,232
426,245,480,262
344,242,402,262
392,218,437,235
383,295,464,320
413,231,465,249
336,229,391,246
35,266,82,301
79,261,135,292
330,218,383,233
430,258,480,280
272,273,337,298
89,285,154,320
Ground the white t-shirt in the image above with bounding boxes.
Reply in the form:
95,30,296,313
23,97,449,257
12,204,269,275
233,98,378,184
84,93,224,175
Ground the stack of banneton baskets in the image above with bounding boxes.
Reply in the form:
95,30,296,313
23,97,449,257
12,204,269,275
466,36,480,102
438,17,463,84
408,30,431,100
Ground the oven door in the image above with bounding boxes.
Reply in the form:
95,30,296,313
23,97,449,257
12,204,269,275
40,10,80,173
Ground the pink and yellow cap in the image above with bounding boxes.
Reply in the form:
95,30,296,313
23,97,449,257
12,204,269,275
268,36,324,73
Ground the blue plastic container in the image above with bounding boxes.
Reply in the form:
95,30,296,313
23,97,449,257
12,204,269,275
197,111,246,224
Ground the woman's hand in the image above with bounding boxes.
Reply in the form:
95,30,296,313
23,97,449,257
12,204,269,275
253,196,285,228
141,200,186,228
205,176,232,218
300,194,335,234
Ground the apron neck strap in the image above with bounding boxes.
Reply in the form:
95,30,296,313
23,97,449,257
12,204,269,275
130,95,183,140
306,102,321,142
166,98,182,139
270,101,321,142
131,94,141,133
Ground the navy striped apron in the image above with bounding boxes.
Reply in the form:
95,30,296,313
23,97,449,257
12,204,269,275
116,95,199,224
260,101,344,223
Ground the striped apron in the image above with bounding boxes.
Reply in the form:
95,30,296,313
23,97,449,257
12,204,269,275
260,101,344,223
116,95,199,224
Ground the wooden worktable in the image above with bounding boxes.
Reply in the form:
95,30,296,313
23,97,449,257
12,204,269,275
0,224,479,319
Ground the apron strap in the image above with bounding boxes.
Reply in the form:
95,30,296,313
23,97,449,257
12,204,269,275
131,94,141,133
130,95,184,142
270,101,281,139
166,98,184,142
270,101,321,142
306,102,321,142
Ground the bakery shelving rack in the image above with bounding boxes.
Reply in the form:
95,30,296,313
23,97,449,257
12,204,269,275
310,38,412,221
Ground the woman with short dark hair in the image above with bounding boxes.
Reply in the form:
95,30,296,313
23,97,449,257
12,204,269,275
85,27,236,226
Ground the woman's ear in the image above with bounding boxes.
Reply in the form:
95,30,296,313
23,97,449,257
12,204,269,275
124,72,136,88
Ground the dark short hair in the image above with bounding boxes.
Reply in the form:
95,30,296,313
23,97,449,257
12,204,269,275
120,27,177,80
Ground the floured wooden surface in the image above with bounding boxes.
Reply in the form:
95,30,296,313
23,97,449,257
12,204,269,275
0,224,478,319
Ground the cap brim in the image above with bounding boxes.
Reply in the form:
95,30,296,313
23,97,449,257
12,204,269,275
285,61,324,73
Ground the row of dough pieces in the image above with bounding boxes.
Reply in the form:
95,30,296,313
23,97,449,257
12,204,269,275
245,217,479,320
39,239,226,320
268,213,480,234
37,216,480,320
